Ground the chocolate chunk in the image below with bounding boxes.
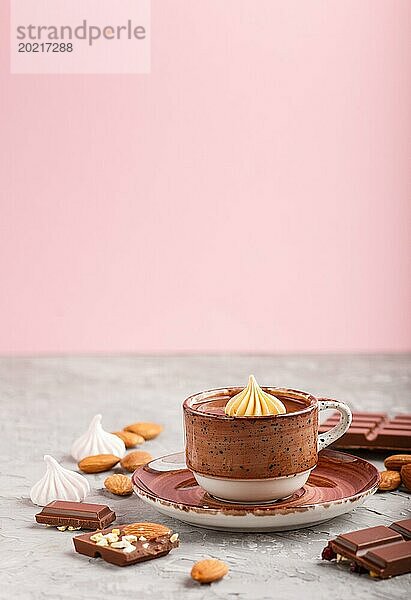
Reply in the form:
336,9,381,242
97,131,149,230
319,412,411,451
333,526,402,554
390,519,411,540
73,526,179,566
35,500,116,530
361,541,411,578
322,518,411,578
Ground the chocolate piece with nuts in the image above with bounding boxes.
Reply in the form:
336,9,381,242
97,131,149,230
322,518,411,579
36,500,116,530
73,525,179,566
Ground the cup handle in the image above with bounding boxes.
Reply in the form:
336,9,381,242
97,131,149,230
317,398,352,451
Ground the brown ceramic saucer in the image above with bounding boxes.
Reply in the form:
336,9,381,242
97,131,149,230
132,450,379,532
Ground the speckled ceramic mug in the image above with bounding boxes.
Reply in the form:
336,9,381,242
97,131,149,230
183,387,352,502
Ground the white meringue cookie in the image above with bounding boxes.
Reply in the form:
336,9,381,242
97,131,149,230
30,455,90,506
71,414,126,461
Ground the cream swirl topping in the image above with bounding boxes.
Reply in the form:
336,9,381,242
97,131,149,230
224,375,286,417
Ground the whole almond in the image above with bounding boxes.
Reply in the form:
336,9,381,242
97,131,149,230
384,454,411,471
123,522,172,538
378,470,401,491
120,450,153,472
401,464,411,491
78,454,120,473
112,430,145,448
191,559,229,584
124,422,163,440
104,474,133,496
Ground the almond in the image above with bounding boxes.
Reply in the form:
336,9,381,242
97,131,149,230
120,450,153,472
123,522,172,539
384,454,411,471
124,422,163,440
112,430,145,448
104,474,133,496
78,454,120,473
191,559,229,584
378,470,401,491
401,464,411,491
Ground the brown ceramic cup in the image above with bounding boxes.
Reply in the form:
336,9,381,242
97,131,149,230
183,386,352,502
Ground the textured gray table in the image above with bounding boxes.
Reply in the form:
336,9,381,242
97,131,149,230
1,355,410,600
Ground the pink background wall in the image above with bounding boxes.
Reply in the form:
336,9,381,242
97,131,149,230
1,1,410,354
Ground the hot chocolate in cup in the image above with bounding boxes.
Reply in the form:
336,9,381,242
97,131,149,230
183,387,352,503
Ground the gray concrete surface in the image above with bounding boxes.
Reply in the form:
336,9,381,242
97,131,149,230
1,354,410,600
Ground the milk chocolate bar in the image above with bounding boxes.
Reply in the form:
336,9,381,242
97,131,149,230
319,412,411,451
35,500,116,530
322,518,411,578
73,526,179,566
